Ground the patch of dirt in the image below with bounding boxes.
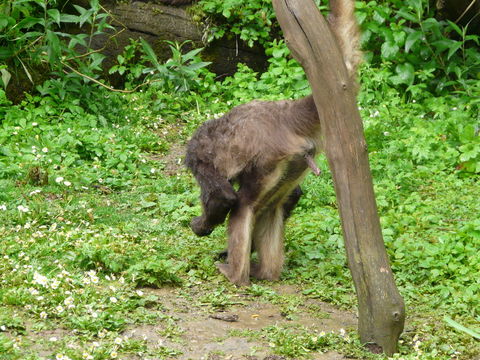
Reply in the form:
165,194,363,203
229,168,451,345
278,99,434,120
27,327,72,358
125,285,355,359
149,142,186,176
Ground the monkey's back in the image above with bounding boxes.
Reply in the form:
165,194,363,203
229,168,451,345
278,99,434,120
185,96,320,180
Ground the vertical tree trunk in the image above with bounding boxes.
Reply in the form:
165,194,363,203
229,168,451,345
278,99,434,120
271,0,405,355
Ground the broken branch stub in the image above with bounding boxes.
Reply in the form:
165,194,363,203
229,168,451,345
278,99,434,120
272,0,405,355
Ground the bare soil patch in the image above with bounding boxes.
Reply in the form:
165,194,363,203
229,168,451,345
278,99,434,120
125,285,356,359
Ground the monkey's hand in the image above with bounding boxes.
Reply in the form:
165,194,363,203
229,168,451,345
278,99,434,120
190,216,214,236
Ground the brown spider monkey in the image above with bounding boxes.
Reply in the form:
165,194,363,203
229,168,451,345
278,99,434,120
186,0,362,286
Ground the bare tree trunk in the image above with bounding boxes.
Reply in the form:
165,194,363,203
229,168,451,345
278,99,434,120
271,0,405,355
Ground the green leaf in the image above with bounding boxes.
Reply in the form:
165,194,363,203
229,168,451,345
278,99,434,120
407,0,422,14
0,68,11,89
186,61,211,71
393,31,406,46
0,48,14,60
15,17,43,30
45,30,61,65
272,48,284,58
447,41,462,60
0,15,10,30
140,38,160,68
74,5,92,27
395,63,415,85
60,14,80,23
182,47,203,61
431,39,451,52
381,41,399,60
444,316,480,340
405,31,422,53
47,9,61,26
447,20,464,37
396,9,418,23
89,52,106,69
89,0,100,11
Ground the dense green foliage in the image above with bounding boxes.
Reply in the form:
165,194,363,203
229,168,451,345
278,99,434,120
0,0,479,359
199,0,480,95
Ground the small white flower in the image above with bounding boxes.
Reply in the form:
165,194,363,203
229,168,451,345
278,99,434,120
32,122,38,126
42,147,48,153
0,325,6,331
339,328,346,337
64,297,74,306
110,296,118,303
56,305,64,314
55,177,64,183
50,279,60,289
28,287,39,295
50,336,58,342
136,290,144,297
40,311,48,319
110,351,118,359
17,205,29,213
0,204,6,211
150,168,156,174
63,181,72,187
114,337,122,345
33,272,48,287
83,353,94,360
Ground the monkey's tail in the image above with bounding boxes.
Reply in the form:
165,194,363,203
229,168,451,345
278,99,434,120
328,0,362,81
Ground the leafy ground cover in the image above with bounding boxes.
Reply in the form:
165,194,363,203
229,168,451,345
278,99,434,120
0,59,479,358
1,1,480,358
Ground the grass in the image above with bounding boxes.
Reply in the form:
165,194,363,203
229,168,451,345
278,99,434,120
0,70,479,359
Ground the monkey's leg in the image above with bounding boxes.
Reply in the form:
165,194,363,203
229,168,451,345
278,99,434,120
251,204,285,281
217,204,254,286
282,186,303,220
191,163,237,236
216,185,302,260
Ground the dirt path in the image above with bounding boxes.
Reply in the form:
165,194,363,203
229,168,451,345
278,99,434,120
124,285,356,360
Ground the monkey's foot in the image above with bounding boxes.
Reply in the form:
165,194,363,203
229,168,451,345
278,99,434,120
190,216,214,236
250,263,281,281
217,263,250,286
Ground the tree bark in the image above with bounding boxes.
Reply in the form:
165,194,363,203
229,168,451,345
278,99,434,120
271,0,405,355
